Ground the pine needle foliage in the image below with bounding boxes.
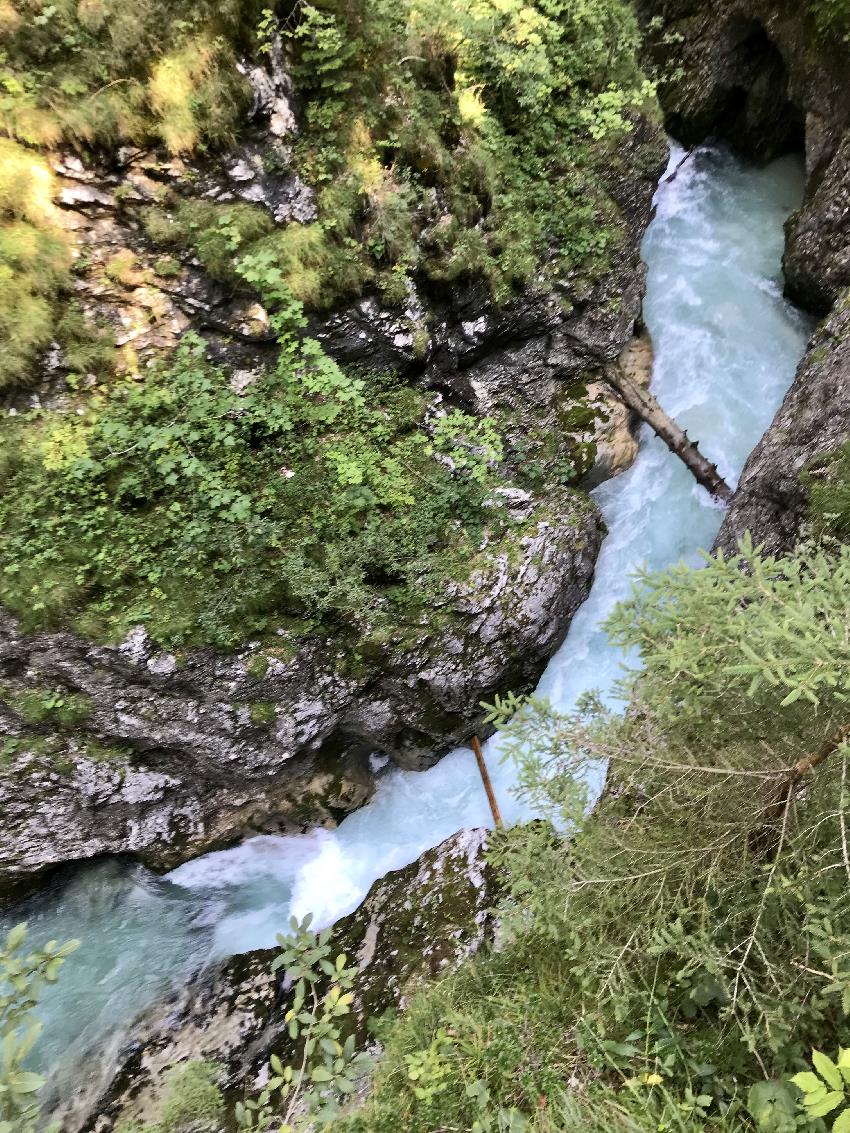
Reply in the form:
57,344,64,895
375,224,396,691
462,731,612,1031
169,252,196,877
335,538,850,1132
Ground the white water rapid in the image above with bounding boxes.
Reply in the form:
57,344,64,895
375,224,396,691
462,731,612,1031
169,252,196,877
5,144,812,1089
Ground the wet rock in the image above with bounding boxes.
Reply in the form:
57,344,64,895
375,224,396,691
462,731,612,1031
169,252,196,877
582,332,653,489
784,132,850,313
714,290,850,556
68,829,498,1132
203,140,318,225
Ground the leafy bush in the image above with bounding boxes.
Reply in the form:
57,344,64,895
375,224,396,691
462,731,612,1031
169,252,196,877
235,916,372,1131
790,1048,850,1130
0,267,510,647
0,923,78,1133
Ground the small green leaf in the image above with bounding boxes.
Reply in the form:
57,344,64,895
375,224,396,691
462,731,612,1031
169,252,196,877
806,1091,845,1118
792,1072,825,1094
814,1051,844,1091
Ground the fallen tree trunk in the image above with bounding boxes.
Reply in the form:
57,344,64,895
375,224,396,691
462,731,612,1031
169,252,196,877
603,364,733,502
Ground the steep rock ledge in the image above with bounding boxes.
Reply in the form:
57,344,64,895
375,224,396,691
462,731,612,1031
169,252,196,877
715,293,850,556
0,491,601,893
639,0,850,554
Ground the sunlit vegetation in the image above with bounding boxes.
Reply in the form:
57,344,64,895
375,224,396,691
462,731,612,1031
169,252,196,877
136,0,658,308
0,0,264,151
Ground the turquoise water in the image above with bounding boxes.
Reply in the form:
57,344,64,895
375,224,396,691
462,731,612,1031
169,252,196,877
5,144,812,1099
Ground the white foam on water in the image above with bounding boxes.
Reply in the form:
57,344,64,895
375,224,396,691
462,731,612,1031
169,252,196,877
7,143,813,1085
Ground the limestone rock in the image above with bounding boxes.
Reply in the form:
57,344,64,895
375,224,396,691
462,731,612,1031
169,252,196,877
714,291,850,555
0,489,602,893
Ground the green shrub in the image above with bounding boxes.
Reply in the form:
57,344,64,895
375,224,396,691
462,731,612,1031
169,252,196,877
805,441,850,540
11,687,93,727
0,140,73,388
333,537,850,1131
0,269,511,648
0,0,264,151
143,201,275,283
0,923,78,1133
137,0,656,313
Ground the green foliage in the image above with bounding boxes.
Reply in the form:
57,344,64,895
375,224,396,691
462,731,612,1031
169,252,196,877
0,139,71,388
142,200,275,284
0,0,264,151
790,1048,850,1129
0,139,113,388
0,923,78,1133
810,0,850,42
248,700,276,726
116,1062,225,1133
235,916,371,1131
606,532,850,721
0,270,509,647
806,442,850,542
10,686,92,727
138,0,657,311
336,536,850,1132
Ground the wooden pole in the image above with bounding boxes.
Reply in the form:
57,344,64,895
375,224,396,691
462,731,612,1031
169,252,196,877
603,364,733,503
470,735,503,829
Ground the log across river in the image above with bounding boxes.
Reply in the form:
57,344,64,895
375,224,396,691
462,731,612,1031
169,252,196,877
3,144,813,1100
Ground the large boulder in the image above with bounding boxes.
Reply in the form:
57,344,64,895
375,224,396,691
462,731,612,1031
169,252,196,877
61,828,498,1132
0,490,601,893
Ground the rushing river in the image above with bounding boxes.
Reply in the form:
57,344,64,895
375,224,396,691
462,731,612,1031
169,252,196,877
6,144,812,1092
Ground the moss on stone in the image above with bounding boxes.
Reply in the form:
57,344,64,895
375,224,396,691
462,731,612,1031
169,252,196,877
10,687,93,728
248,700,277,727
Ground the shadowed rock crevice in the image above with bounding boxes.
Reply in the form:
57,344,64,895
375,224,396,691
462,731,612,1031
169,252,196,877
658,16,805,161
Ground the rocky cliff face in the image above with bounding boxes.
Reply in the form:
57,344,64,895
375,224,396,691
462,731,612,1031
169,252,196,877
0,62,666,892
638,0,850,555
60,828,497,1132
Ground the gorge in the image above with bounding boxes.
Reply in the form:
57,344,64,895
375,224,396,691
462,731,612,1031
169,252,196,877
1,1,850,1129
8,140,813,1126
